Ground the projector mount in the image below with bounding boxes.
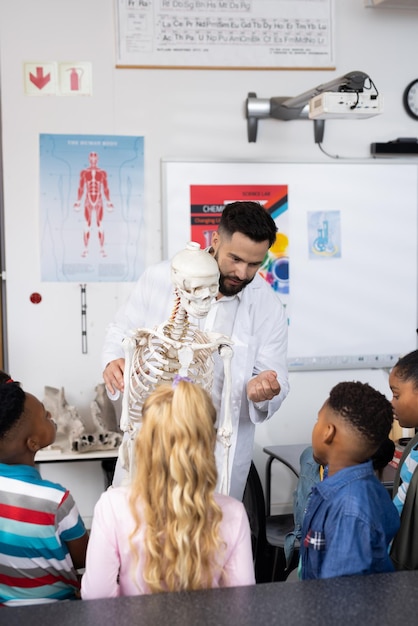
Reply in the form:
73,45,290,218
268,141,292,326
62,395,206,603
245,70,380,144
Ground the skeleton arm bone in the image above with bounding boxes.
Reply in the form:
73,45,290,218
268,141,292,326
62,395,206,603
217,344,234,495
190,331,234,351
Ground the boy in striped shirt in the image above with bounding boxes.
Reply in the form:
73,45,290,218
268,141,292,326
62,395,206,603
0,372,88,605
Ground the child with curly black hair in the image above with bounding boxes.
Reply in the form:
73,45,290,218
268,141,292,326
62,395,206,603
300,381,399,580
0,371,88,605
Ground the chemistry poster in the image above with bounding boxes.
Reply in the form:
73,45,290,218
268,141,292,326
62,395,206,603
190,184,289,296
39,133,145,282
307,210,341,259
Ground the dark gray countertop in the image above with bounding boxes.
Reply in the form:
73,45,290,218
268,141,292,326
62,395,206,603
2,570,418,625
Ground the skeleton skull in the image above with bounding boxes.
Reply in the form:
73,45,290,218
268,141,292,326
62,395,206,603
171,242,219,318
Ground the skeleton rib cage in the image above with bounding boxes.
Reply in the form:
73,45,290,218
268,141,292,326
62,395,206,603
123,322,216,428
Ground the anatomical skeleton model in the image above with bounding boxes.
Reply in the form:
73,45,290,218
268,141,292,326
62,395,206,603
119,242,234,494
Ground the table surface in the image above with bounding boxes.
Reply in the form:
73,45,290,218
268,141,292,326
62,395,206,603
3,570,418,626
35,448,119,463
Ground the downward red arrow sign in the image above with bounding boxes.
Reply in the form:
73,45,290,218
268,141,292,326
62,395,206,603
29,67,51,90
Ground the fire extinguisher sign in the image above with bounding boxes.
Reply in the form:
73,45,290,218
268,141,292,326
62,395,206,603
58,62,92,96
23,62,92,96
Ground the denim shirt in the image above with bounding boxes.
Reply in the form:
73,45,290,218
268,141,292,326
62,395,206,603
300,460,400,580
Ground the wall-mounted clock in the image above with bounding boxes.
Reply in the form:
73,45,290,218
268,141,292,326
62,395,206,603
403,79,418,120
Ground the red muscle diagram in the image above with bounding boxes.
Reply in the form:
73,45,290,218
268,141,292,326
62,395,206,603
74,152,114,257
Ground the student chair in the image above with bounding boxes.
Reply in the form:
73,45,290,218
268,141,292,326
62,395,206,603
242,461,299,583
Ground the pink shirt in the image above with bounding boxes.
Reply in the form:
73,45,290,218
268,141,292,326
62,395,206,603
81,486,255,599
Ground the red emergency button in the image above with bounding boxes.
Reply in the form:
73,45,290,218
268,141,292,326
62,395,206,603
30,292,42,304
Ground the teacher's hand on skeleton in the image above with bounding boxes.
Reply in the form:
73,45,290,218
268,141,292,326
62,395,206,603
103,359,125,396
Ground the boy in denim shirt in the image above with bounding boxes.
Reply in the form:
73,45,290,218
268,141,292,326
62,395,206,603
300,381,399,580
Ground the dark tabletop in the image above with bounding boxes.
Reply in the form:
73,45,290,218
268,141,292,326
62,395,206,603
3,570,418,626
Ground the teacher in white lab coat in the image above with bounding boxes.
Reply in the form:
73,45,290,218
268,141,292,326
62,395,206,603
102,201,289,500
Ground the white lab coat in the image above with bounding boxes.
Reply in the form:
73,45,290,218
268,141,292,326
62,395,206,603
102,259,289,500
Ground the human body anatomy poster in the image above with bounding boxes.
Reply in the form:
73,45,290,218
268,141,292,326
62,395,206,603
39,134,145,282
115,0,335,69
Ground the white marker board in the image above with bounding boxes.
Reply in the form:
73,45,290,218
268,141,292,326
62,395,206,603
162,160,418,370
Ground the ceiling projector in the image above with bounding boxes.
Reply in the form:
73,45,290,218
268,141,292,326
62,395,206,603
309,92,383,119
245,71,382,142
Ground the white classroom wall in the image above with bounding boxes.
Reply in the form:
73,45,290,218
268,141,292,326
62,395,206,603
1,0,418,522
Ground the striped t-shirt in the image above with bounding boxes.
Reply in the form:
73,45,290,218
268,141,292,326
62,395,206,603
393,444,418,517
0,463,87,605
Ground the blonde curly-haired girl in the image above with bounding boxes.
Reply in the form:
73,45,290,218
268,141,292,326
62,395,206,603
81,379,255,598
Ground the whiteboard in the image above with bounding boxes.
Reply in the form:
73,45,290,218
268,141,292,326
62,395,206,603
162,160,418,370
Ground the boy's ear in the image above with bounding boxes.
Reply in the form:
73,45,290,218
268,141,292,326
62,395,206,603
323,422,336,445
26,437,40,453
